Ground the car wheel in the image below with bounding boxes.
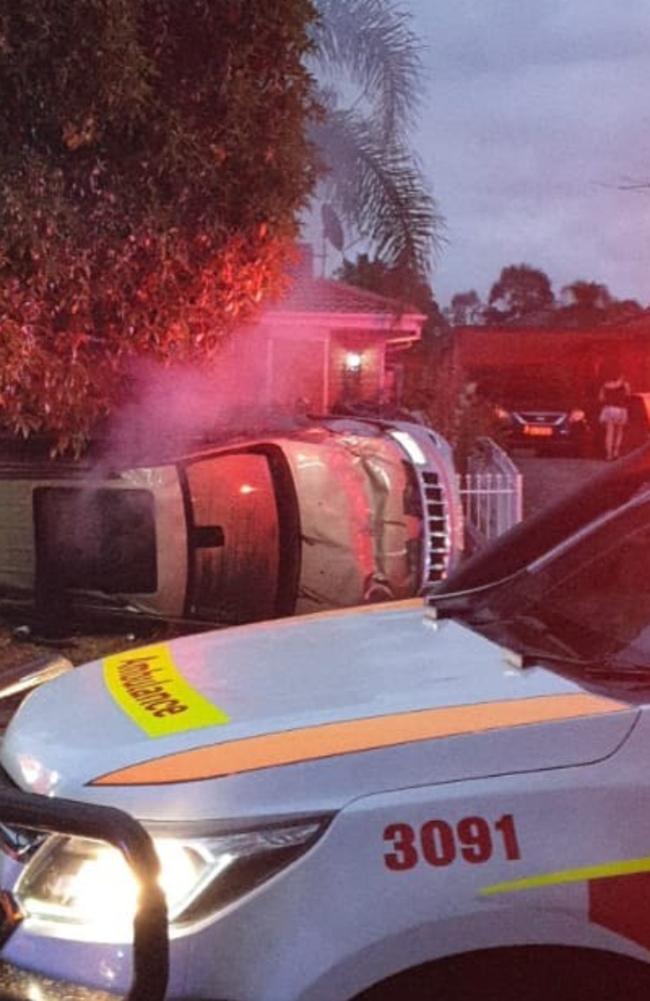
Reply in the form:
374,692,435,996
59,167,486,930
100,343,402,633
352,947,650,1001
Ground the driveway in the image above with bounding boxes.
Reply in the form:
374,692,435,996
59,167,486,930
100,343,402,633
514,453,607,519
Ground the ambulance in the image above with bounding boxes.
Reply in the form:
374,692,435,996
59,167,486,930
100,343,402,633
0,447,649,999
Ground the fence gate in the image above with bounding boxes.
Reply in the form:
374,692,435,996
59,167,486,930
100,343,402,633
458,438,522,552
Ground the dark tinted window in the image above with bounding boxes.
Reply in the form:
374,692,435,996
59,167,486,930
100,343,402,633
34,488,157,594
481,497,650,668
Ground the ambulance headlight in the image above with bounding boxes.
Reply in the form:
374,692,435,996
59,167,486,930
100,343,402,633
14,817,329,942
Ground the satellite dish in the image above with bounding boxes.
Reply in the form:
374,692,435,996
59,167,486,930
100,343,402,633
321,203,344,253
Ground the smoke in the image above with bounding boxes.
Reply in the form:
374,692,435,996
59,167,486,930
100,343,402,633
100,325,309,468
29,319,315,628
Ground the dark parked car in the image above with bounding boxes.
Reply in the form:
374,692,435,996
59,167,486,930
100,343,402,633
495,400,592,456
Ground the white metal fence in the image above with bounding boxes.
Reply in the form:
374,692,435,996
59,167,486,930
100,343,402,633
458,438,523,552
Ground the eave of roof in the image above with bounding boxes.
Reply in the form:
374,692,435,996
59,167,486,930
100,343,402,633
269,276,426,324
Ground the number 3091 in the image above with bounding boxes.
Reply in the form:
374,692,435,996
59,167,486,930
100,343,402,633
383,814,521,871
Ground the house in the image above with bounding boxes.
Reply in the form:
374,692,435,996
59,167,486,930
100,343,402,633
256,248,426,413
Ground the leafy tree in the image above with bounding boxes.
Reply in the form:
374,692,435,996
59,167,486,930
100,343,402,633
311,0,442,277
557,280,643,327
446,289,483,327
484,264,555,325
601,299,644,324
401,337,500,469
336,252,446,341
560,280,612,311
0,0,319,450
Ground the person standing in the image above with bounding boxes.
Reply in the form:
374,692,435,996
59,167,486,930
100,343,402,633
598,373,631,460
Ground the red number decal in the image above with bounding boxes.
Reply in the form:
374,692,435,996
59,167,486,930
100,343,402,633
383,823,418,871
457,816,493,863
495,814,521,860
420,819,456,866
383,814,521,870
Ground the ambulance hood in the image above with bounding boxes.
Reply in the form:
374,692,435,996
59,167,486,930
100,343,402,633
0,602,637,822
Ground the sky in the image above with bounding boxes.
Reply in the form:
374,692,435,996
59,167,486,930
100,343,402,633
406,0,650,308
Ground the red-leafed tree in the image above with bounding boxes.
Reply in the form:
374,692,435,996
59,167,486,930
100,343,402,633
0,0,320,451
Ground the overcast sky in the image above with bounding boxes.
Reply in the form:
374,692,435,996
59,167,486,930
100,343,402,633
407,1,650,308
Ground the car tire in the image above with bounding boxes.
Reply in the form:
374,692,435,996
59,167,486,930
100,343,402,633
352,946,650,1001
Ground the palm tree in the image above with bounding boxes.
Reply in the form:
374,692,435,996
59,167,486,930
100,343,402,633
309,0,443,278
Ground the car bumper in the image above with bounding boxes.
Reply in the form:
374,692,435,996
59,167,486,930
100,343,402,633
0,783,169,1001
0,960,236,1001
506,428,585,449
0,959,119,1001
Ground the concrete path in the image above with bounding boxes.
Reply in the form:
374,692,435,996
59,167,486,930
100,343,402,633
514,453,607,519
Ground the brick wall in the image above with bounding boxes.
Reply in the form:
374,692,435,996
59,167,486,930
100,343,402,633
269,336,327,411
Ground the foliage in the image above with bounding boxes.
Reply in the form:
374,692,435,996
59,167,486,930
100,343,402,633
597,299,644,325
476,269,643,331
0,0,320,449
335,252,445,340
315,0,420,139
557,280,643,328
311,0,442,277
484,264,555,325
561,280,612,311
401,337,500,469
446,289,484,326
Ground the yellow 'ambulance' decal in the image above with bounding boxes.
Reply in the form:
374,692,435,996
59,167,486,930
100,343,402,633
104,644,230,738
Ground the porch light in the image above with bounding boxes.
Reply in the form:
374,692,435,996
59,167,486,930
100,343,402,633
344,351,363,372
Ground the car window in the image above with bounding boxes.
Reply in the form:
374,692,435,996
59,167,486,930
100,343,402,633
502,498,650,665
34,487,157,594
184,452,280,623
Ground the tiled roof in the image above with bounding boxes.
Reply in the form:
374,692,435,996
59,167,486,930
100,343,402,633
271,277,422,317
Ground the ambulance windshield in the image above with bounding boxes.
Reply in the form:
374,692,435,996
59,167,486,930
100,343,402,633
461,495,650,676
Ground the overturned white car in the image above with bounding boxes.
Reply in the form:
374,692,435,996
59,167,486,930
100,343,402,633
0,417,462,626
